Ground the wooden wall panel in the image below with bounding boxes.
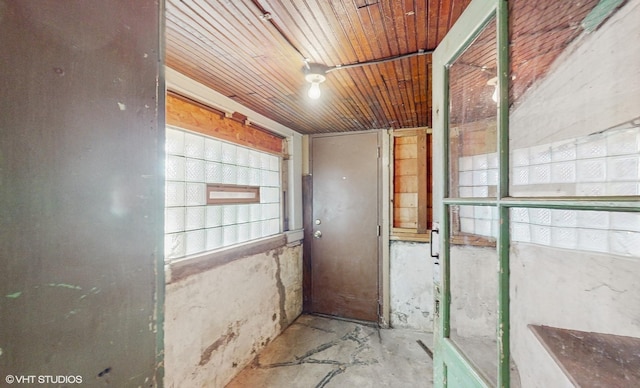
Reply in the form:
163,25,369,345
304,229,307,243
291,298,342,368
395,193,418,208
395,143,419,159
426,134,433,229
395,159,418,176
395,175,419,193
393,133,419,229
392,130,433,235
394,208,418,229
166,93,284,155
417,130,429,233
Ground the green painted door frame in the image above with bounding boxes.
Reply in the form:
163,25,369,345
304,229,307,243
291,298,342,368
432,1,639,387
432,0,509,386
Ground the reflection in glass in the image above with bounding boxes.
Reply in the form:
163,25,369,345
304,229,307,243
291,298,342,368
508,0,639,197
510,208,640,257
448,18,498,199
449,205,498,385
509,208,640,385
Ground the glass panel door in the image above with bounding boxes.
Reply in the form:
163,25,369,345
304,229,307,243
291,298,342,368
432,0,506,386
434,0,639,387
506,0,640,386
446,16,500,386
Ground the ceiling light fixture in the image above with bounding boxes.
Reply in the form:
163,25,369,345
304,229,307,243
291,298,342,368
300,50,434,100
304,63,327,100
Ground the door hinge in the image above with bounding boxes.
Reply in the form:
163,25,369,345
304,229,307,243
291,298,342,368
377,146,380,158
377,225,381,236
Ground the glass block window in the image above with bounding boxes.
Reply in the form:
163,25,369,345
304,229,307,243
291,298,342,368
164,126,281,261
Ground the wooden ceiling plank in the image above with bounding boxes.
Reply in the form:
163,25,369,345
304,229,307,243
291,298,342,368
402,54,421,126
358,65,401,127
190,1,304,93
342,0,377,61
382,60,411,127
356,3,410,127
401,0,418,53
313,0,362,66
326,71,378,128
170,6,364,133
169,0,350,127
414,0,428,49
166,32,326,133
364,2,393,58
164,0,484,135
261,0,337,64
328,0,370,62
167,0,300,100
426,0,440,50
255,0,376,133
400,58,418,127
329,76,377,128
167,62,310,133
165,25,267,99
388,60,410,126
340,67,385,128
297,0,357,66
437,0,453,46
380,1,402,55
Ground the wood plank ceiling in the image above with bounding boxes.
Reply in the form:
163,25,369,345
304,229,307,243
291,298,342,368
165,0,601,135
165,0,471,135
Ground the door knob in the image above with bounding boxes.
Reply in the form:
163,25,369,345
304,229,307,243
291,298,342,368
313,230,322,239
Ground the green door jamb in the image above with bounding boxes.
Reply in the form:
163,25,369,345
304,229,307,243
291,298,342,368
496,1,510,387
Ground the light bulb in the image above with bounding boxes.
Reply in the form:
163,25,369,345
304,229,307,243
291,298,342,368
308,82,321,99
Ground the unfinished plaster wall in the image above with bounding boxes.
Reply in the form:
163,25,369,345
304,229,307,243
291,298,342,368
164,243,302,387
389,241,434,331
508,1,640,386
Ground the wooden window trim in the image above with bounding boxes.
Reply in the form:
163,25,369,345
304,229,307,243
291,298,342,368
166,92,285,156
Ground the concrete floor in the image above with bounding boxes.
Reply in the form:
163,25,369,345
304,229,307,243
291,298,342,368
227,314,434,388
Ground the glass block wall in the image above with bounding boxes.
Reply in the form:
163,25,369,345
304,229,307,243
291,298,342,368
510,208,640,257
510,125,640,196
456,124,640,254
164,126,281,261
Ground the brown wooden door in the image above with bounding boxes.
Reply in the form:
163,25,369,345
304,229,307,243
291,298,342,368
310,132,380,322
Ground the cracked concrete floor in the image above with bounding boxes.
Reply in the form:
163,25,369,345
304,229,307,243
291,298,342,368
226,314,434,388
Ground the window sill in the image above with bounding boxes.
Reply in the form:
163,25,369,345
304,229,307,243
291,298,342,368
166,234,287,284
450,233,496,247
391,227,431,243
285,228,304,246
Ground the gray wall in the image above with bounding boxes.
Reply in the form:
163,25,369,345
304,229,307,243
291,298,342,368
0,1,163,385
389,241,434,331
164,243,303,387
